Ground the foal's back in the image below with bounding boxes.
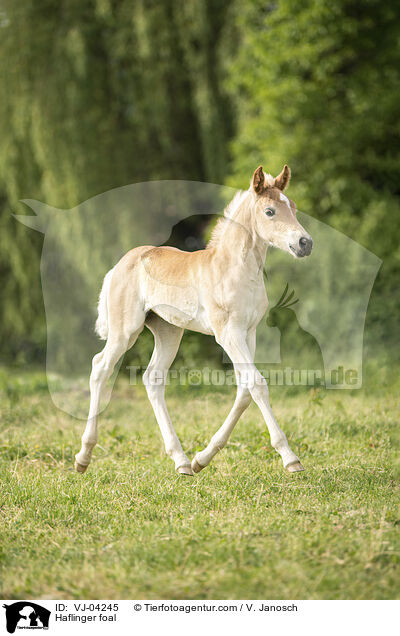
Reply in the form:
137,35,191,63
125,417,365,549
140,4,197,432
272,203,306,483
108,244,216,336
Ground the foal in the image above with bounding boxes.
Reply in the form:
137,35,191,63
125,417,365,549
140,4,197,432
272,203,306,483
75,165,313,476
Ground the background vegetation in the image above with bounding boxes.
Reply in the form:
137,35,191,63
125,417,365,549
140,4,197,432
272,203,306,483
0,0,399,366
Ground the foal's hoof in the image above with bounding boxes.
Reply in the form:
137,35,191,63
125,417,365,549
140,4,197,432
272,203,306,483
177,465,194,476
286,461,305,473
74,460,88,473
191,458,205,474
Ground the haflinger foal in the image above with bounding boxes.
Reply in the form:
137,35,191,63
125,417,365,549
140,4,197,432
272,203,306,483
75,165,313,476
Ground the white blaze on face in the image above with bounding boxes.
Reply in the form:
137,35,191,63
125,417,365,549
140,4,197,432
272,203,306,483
279,192,291,209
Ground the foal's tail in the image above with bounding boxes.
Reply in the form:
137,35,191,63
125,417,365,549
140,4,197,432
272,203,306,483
95,267,115,340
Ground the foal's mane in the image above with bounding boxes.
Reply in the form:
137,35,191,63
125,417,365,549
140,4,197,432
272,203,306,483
207,173,275,249
206,190,248,249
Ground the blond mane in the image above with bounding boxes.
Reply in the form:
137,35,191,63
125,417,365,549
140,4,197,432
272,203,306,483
207,190,248,248
207,173,275,249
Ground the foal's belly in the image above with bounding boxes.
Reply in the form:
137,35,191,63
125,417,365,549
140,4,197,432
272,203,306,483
186,316,214,335
185,301,217,335
151,287,267,337
152,304,214,335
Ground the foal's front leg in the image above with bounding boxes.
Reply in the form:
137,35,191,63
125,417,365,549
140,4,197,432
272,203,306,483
192,384,251,473
191,330,255,473
216,327,303,473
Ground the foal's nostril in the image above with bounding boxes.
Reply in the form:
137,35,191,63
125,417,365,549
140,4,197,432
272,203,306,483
298,236,313,256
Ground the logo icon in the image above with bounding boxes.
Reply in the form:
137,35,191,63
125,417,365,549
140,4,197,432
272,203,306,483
2,602,50,633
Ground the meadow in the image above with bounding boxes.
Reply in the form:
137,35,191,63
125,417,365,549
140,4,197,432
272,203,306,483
0,368,399,600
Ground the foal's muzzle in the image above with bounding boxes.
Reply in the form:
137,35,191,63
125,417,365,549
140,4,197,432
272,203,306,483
290,236,313,258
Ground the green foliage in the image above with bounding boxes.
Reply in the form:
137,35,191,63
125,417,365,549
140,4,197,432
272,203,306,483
226,0,400,353
0,0,398,365
0,0,234,362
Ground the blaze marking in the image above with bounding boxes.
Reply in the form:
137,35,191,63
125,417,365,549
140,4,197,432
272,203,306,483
280,192,291,209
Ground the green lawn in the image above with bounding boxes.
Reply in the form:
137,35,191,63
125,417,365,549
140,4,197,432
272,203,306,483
0,370,399,599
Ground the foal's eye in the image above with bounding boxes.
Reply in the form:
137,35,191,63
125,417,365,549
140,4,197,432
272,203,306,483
264,207,275,217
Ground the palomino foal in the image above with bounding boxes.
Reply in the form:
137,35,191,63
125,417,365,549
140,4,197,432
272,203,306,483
75,165,313,476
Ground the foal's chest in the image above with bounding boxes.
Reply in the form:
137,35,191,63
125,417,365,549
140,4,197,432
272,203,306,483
240,281,268,328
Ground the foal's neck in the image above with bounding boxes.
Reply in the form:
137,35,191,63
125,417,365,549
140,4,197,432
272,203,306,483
213,195,267,276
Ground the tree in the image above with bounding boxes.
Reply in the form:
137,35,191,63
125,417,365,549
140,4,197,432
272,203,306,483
0,0,235,363
227,0,400,353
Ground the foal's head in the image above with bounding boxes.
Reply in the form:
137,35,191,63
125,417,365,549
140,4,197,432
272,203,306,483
250,165,313,258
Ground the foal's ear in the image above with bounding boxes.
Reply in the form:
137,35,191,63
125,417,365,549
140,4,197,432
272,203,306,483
274,164,291,191
251,166,266,194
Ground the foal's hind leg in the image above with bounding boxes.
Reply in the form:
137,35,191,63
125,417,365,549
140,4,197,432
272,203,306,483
143,314,192,475
75,331,140,472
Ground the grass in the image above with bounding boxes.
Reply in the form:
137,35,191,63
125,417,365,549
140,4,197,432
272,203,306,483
0,369,399,600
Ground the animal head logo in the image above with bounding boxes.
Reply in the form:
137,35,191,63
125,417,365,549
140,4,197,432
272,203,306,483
3,602,50,633
264,281,325,379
